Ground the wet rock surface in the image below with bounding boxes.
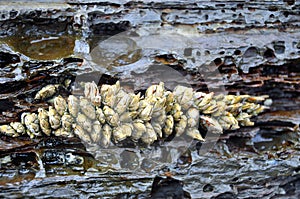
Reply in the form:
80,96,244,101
0,0,300,198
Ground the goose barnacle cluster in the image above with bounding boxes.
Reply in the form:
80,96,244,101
0,81,270,147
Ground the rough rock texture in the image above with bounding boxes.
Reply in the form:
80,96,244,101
0,0,299,198
1,0,300,72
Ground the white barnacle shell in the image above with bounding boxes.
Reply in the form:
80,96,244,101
141,122,157,145
21,112,28,125
100,124,112,147
163,115,174,137
100,81,120,107
100,83,111,94
165,91,175,113
96,107,106,124
202,100,218,114
236,112,251,121
186,128,205,141
90,120,102,143
246,104,266,116
112,123,133,143
241,102,253,111
64,79,72,88
145,84,157,98
154,110,167,126
236,112,254,126
152,122,163,138
175,115,187,137
213,94,224,101
61,113,74,131
224,95,245,105
173,85,194,110
224,95,235,105
0,124,18,137
84,81,101,106
212,101,226,117
48,106,61,130
200,115,224,134
151,97,166,118
37,108,48,120
114,89,131,115
251,105,267,116
25,113,40,137
54,95,67,116
171,103,183,122
138,100,153,121
34,84,59,100
132,119,146,141
22,112,41,138
226,103,242,115
154,82,165,97
76,113,92,133
197,92,214,110
128,92,141,112
38,108,51,136
54,128,73,137
119,111,138,123
233,95,250,104
68,95,80,117
79,97,96,120
245,103,260,113
73,124,92,143
103,106,120,127
186,107,200,128
193,91,206,107
10,122,25,135
239,118,254,126
145,82,165,98
222,112,239,130
101,87,115,107
111,81,121,94
218,115,231,131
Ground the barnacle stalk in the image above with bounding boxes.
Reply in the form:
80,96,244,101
0,81,271,147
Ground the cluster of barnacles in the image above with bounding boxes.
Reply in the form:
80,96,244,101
0,81,270,147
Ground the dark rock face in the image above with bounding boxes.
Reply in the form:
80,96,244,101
150,176,191,199
0,52,20,68
0,0,299,198
2,0,300,34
